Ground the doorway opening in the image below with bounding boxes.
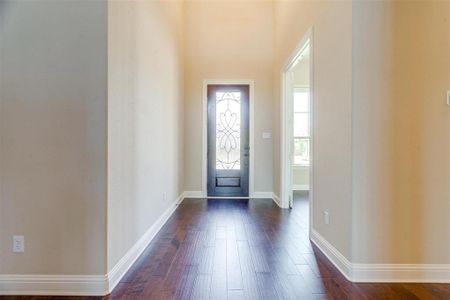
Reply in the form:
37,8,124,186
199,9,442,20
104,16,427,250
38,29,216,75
281,28,313,233
202,80,255,198
207,84,249,197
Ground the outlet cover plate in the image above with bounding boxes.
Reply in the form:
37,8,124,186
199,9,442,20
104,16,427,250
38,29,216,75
13,235,25,253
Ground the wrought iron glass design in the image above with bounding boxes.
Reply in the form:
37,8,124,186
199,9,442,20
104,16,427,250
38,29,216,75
215,91,241,170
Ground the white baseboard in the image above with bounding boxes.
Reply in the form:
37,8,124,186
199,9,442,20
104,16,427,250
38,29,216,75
106,198,180,292
252,192,273,199
181,191,282,209
0,274,107,296
272,193,282,208
292,184,309,191
182,191,275,200
183,191,204,198
311,229,450,283
176,192,185,204
0,194,182,296
310,229,353,280
352,264,450,283
4,195,448,296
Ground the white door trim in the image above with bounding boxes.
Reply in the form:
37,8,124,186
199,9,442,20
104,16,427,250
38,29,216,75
280,28,314,232
202,80,255,198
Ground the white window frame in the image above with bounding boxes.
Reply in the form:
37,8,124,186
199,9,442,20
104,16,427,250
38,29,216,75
292,86,311,167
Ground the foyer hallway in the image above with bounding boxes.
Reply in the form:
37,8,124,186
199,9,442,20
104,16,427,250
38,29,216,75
2,194,450,299
106,194,450,299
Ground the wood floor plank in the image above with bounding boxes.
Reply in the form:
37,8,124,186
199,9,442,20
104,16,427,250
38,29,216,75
226,238,244,290
210,239,227,299
190,274,212,300
173,265,198,299
255,273,278,299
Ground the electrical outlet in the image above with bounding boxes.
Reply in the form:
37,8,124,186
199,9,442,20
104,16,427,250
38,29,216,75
13,235,25,253
163,192,167,202
447,91,450,105
324,211,330,225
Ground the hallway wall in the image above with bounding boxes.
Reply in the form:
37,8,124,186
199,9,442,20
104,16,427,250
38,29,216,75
183,0,274,194
273,0,353,260
107,0,184,270
352,0,450,264
0,0,107,275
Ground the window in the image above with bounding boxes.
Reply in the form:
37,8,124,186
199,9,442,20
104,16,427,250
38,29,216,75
293,88,310,166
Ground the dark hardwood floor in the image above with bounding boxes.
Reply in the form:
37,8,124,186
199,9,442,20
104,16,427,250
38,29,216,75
2,192,450,299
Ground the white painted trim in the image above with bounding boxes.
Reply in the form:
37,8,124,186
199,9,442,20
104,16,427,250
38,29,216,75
4,194,448,296
305,30,315,241
280,69,291,209
272,193,282,208
181,191,273,200
0,195,183,296
106,197,180,292
252,192,274,199
176,192,185,204
280,28,314,211
202,80,255,198
310,229,353,281
292,184,309,191
183,190,204,198
0,274,108,296
311,229,450,283
203,197,251,199
352,264,450,283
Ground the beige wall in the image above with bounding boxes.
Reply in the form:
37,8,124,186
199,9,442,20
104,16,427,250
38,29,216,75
293,166,309,188
273,0,353,259
0,0,107,275
275,0,449,265
183,0,274,193
352,0,450,264
107,0,184,270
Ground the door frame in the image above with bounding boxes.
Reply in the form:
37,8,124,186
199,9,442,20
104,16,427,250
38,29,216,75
202,79,255,198
280,28,314,232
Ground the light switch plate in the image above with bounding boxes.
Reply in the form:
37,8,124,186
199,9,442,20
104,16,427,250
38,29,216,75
262,132,271,139
324,211,330,225
447,91,450,105
13,235,25,253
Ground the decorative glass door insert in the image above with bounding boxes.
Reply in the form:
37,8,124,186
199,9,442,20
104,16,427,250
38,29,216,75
215,91,241,170
207,85,249,197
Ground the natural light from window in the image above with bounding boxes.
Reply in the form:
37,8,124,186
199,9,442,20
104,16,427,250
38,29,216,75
293,88,310,166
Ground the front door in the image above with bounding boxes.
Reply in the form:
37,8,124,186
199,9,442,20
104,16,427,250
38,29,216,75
207,84,249,197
